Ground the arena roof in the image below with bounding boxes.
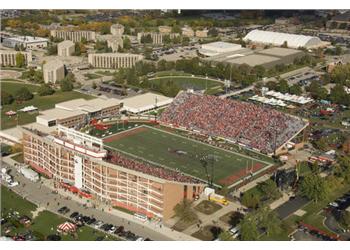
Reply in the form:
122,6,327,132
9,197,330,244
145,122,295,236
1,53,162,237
121,93,173,114
244,30,323,49
200,41,242,56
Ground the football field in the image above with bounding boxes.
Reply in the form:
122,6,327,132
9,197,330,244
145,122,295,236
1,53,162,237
104,126,273,186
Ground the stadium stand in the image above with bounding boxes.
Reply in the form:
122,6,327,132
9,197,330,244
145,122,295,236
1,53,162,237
159,92,307,154
106,152,202,184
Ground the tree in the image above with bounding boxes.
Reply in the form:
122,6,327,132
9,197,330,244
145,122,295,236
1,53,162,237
14,87,33,101
289,84,303,95
241,191,260,209
92,82,97,89
299,174,329,202
276,79,289,93
15,53,26,68
257,179,280,201
240,214,259,241
140,34,153,44
60,81,74,92
38,84,55,96
281,41,288,48
173,199,197,223
339,210,350,228
46,44,57,55
256,206,282,237
306,81,328,100
329,84,350,106
1,91,14,105
123,37,131,50
218,231,234,241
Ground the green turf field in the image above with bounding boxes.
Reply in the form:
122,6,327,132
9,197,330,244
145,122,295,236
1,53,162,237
104,126,272,186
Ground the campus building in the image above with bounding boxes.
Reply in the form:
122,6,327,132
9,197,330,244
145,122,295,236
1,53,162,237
137,32,179,45
181,26,195,37
158,26,172,34
88,53,143,69
50,30,97,42
110,23,124,36
195,29,209,38
97,34,123,52
2,36,48,49
21,125,205,220
36,98,122,128
43,60,65,83
0,50,32,66
57,40,75,57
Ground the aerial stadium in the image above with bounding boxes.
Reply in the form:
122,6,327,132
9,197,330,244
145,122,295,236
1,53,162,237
20,91,308,221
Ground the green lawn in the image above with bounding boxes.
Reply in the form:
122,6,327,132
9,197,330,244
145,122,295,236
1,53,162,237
0,67,26,71
1,82,95,129
105,125,271,186
1,186,37,218
84,73,102,80
95,70,116,76
194,200,222,215
148,76,222,91
11,153,24,163
1,81,40,95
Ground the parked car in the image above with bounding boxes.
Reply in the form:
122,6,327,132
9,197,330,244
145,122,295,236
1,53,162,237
69,212,79,219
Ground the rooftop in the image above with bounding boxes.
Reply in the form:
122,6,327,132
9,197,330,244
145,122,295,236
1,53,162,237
6,36,48,43
37,108,85,121
55,97,121,113
121,93,173,114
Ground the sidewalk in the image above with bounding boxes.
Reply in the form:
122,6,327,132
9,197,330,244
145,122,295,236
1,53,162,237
269,192,293,210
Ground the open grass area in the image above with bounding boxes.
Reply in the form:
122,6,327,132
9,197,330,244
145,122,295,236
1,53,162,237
0,67,26,71
104,125,271,186
219,211,244,227
194,200,222,215
1,82,95,129
1,186,37,218
84,73,102,80
11,153,24,163
84,121,150,138
95,70,116,76
191,225,222,241
148,76,222,91
1,81,40,95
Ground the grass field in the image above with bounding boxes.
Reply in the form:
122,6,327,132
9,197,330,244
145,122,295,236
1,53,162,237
104,126,272,186
1,82,95,129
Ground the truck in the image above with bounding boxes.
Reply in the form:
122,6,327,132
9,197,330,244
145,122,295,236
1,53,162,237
19,167,39,182
208,193,229,206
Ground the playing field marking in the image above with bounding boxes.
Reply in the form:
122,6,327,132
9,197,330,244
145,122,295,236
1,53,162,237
142,125,272,166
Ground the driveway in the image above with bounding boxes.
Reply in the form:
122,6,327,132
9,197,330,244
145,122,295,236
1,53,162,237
275,196,310,220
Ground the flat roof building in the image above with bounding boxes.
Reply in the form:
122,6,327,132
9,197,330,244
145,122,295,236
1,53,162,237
158,26,172,34
0,50,32,66
3,36,48,49
195,29,209,38
121,93,173,114
244,29,325,49
57,40,75,57
203,47,304,69
110,23,124,37
51,30,96,42
43,60,65,84
199,41,242,57
36,97,122,128
181,26,194,37
88,53,143,69
97,34,124,52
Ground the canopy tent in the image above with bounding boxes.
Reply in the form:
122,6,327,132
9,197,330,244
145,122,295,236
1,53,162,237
5,110,16,116
57,222,76,233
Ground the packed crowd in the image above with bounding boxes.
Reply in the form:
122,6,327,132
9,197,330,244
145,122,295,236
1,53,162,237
106,152,202,184
160,92,307,154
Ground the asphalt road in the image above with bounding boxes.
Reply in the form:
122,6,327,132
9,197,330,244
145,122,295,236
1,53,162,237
2,161,173,241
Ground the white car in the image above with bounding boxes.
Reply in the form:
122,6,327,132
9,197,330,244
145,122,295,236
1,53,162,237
135,237,144,241
94,221,104,229
8,181,19,187
329,202,339,207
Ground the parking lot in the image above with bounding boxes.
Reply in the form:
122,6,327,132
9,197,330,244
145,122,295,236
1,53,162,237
285,70,322,87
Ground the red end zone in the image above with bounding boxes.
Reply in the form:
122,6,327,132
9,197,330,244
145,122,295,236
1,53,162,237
218,163,265,186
